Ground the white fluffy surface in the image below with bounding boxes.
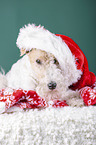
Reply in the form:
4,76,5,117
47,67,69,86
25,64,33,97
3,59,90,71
0,107,96,145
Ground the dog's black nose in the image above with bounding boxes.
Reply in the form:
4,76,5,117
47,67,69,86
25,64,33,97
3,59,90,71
48,81,57,90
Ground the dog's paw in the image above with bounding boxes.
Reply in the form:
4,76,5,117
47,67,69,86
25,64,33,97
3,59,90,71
66,98,84,107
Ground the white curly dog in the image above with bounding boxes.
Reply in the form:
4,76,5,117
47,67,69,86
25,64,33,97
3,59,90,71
0,24,84,107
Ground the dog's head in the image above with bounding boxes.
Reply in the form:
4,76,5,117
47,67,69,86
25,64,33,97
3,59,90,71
20,48,81,101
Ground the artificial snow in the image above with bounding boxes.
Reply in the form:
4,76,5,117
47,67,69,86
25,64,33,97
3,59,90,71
0,106,96,145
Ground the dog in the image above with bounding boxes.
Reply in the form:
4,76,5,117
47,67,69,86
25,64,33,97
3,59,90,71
0,23,86,107
0,48,84,107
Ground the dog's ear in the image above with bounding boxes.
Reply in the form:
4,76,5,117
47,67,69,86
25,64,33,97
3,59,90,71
20,48,26,56
20,48,33,56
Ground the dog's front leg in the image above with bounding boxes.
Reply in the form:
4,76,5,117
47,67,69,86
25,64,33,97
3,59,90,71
64,90,84,107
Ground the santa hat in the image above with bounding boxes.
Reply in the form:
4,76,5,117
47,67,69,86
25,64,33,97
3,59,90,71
16,24,96,90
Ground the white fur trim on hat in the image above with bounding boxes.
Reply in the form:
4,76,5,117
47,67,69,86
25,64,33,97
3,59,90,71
16,24,82,86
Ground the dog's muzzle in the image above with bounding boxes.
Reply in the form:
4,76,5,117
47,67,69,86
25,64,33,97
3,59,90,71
48,81,57,90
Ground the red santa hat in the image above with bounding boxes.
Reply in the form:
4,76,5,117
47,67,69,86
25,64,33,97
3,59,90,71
16,24,96,90
56,34,96,90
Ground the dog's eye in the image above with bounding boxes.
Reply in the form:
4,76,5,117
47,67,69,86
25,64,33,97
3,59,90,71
54,59,57,64
26,51,29,53
36,59,41,64
53,59,59,65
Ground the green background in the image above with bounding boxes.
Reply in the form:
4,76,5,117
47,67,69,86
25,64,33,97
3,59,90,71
0,0,96,74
